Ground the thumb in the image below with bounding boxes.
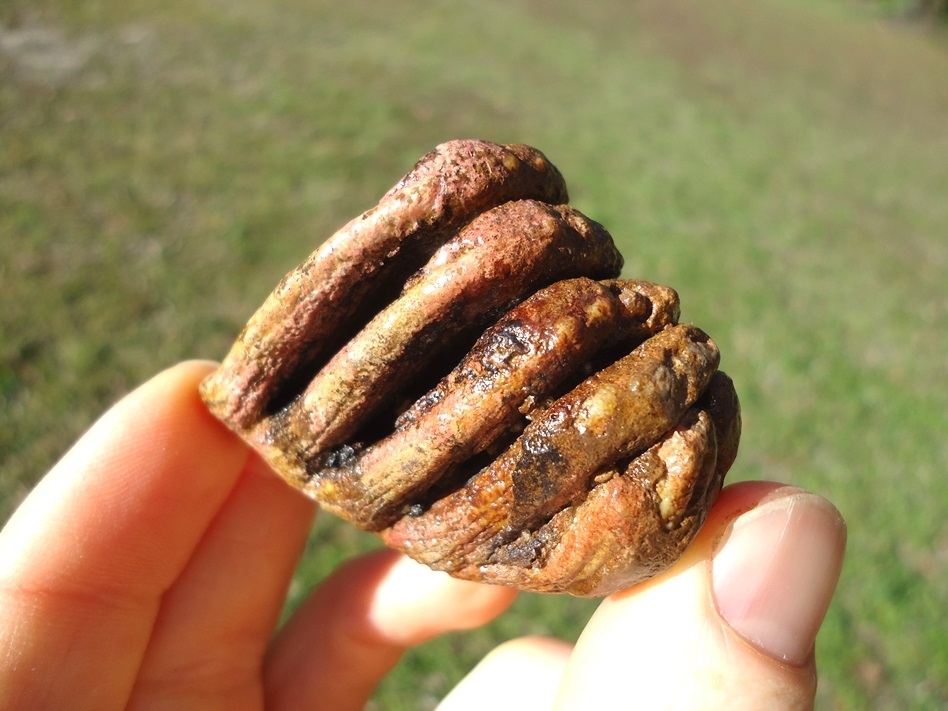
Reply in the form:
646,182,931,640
554,481,846,711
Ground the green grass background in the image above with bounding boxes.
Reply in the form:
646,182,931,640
2,0,947,708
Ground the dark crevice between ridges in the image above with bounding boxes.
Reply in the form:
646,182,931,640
317,280,679,530
259,224,478,419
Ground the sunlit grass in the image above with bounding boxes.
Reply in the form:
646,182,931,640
2,0,947,707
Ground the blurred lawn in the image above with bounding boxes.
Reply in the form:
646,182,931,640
2,0,947,708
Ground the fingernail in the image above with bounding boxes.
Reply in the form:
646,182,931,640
711,491,846,665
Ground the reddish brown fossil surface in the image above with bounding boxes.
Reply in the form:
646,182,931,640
200,139,741,597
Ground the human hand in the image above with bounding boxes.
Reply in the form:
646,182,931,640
441,482,847,711
0,361,845,710
0,361,517,710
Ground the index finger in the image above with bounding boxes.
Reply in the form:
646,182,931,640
0,361,253,709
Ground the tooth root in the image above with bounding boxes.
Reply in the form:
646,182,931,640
200,140,570,430
270,201,622,476
381,324,724,584
307,277,672,530
199,140,741,598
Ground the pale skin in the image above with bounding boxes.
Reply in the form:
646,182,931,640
0,361,846,710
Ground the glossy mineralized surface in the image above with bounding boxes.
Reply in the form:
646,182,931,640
200,139,741,597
